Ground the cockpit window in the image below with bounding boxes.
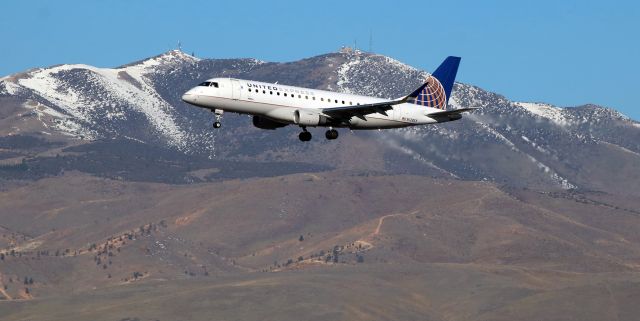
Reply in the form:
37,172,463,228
198,81,219,88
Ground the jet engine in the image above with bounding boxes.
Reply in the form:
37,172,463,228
293,109,329,126
252,116,288,130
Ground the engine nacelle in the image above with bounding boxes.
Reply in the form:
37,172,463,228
293,109,329,126
252,116,288,130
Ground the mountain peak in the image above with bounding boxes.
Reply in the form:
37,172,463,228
119,49,200,69
570,104,631,121
161,49,200,61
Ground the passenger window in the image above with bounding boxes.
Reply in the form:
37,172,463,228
298,95,301,98
321,98,324,102
349,101,352,105
270,91,273,95
313,97,315,100
277,92,280,96
263,90,266,94
284,93,287,97
305,96,308,99
335,99,338,103
342,100,345,104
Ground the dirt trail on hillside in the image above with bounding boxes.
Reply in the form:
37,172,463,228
355,210,420,250
372,211,419,237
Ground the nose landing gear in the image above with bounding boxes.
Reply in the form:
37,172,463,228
212,109,223,129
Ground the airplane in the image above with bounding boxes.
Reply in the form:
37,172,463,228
181,56,477,141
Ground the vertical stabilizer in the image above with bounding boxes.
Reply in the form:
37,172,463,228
431,56,461,102
407,56,461,109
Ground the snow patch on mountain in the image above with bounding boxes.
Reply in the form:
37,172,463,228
381,55,421,75
127,50,200,70
516,102,571,126
336,59,360,94
15,59,188,148
0,79,23,95
388,142,458,178
475,121,518,151
336,52,425,97
447,95,462,109
521,135,550,155
18,65,91,121
474,117,575,189
382,132,458,178
22,100,96,139
538,164,576,189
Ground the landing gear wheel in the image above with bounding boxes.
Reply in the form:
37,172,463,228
211,109,223,129
299,131,312,142
325,129,339,140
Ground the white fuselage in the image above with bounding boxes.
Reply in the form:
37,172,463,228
182,78,445,129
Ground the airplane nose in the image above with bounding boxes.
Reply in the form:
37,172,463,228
182,93,195,104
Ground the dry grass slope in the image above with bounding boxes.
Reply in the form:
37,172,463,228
2,172,640,320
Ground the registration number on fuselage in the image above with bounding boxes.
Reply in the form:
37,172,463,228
401,117,418,123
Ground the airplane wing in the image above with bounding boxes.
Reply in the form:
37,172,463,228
321,99,404,120
320,78,444,120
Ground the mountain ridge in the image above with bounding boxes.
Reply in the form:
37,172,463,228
1,49,639,193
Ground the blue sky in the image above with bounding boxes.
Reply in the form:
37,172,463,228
1,0,638,119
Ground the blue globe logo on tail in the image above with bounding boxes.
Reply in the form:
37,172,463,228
414,76,447,109
408,56,461,110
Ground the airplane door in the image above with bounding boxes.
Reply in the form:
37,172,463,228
231,79,241,100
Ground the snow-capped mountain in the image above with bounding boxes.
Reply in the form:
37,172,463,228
1,49,639,194
1,51,203,150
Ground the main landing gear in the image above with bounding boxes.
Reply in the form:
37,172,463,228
212,109,223,128
299,127,312,142
298,128,339,142
325,129,339,140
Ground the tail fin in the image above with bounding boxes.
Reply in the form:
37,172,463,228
432,56,461,102
407,56,461,110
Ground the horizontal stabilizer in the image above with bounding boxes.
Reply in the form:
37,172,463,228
427,107,480,117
